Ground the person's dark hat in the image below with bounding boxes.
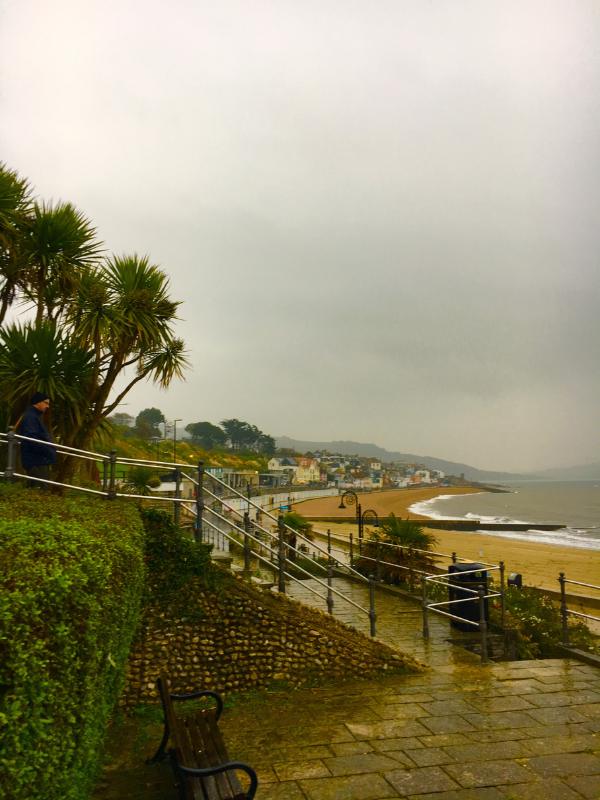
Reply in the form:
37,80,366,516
30,391,50,405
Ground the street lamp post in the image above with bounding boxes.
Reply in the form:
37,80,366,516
338,489,363,540
339,491,380,543
172,418,182,463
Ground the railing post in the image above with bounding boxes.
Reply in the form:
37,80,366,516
102,457,109,493
499,560,506,630
478,586,488,663
368,574,377,637
277,516,286,593
173,467,181,526
451,551,457,564
559,572,569,646
5,427,16,481
349,532,354,568
243,511,252,575
108,450,117,499
422,577,430,640
327,562,334,614
195,461,204,543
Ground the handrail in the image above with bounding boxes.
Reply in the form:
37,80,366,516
202,506,371,616
558,572,600,646
188,472,371,585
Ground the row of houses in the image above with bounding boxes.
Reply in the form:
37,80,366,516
265,455,446,489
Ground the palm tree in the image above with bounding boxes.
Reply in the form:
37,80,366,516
379,513,437,551
0,321,95,448
19,201,103,325
63,254,188,455
358,513,437,587
0,163,32,325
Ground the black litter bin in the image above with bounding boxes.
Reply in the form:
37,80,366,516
448,562,488,632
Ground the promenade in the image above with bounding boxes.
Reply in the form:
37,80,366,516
94,575,600,800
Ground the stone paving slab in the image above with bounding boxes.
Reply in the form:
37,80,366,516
94,580,600,800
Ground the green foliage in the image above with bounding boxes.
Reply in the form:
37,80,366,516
140,508,215,604
0,486,145,800
134,407,165,438
281,511,313,536
185,420,227,449
122,466,162,494
491,586,599,660
0,164,188,469
357,513,437,586
378,513,437,551
219,418,275,454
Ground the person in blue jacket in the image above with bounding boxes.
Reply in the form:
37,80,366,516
17,391,56,487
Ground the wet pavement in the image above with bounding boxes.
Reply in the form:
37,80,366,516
94,576,600,799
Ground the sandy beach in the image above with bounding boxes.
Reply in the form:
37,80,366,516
293,488,599,593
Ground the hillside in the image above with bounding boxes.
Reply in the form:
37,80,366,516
107,431,268,472
534,462,600,481
276,436,527,482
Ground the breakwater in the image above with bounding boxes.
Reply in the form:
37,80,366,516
303,515,566,532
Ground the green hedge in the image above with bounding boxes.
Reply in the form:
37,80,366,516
0,486,146,800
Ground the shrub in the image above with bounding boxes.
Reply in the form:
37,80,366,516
491,586,599,659
140,507,215,603
0,485,145,800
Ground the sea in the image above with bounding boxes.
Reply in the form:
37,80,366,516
409,480,600,552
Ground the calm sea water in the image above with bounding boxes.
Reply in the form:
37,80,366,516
409,481,600,551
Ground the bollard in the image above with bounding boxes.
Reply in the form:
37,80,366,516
349,532,354,568
108,450,117,499
499,560,506,630
368,574,377,637
478,586,488,663
195,461,204,542
5,427,16,481
327,562,334,614
559,572,569,646
376,543,382,582
243,511,251,574
451,551,457,564
173,467,181,526
422,577,430,640
277,516,286,593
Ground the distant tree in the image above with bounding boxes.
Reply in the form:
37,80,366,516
220,418,276,453
220,418,251,450
185,421,226,449
135,408,165,438
108,411,134,427
257,433,276,455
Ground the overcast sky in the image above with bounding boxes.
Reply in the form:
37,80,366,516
1,1,599,472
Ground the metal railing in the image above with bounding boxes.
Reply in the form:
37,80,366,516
337,534,504,663
558,572,600,646
0,429,379,635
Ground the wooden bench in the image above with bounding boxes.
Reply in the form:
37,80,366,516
149,674,258,800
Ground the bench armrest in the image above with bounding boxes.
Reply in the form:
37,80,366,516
170,689,224,720
178,761,258,800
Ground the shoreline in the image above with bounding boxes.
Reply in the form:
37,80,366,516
293,487,599,592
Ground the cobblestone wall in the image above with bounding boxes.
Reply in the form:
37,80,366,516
123,573,423,705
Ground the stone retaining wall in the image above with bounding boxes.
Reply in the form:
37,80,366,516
123,572,423,706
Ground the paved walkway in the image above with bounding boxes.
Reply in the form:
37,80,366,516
94,574,599,799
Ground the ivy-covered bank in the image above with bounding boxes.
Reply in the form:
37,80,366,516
0,486,146,800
